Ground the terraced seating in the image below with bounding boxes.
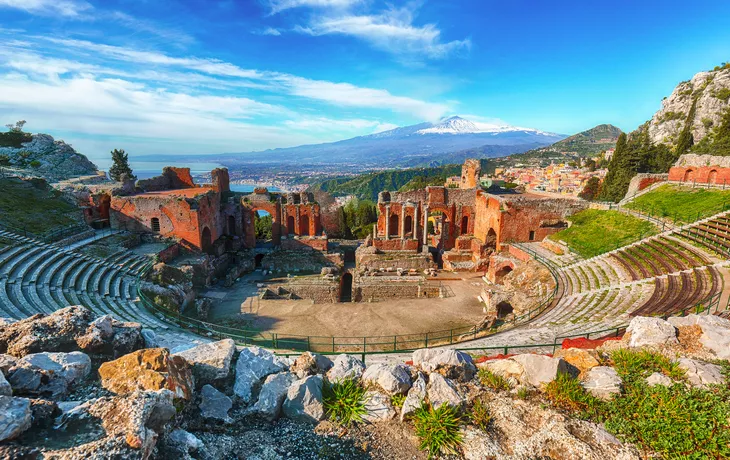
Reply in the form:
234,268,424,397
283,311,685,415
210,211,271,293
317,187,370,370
0,232,185,338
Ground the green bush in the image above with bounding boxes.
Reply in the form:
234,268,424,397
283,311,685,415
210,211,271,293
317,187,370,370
610,349,685,383
413,403,463,458
545,373,602,417
322,378,367,426
470,398,491,430
712,87,730,102
478,368,511,391
29,160,41,169
390,393,405,409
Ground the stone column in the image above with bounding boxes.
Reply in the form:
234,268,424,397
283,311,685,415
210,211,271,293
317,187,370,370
295,206,300,236
399,206,405,239
385,205,391,240
413,204,419,240
423,205,429,246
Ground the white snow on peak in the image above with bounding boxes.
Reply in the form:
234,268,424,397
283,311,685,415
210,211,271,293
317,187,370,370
415,116,550,135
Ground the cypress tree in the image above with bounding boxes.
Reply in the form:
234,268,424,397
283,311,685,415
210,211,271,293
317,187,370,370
109,149,135,182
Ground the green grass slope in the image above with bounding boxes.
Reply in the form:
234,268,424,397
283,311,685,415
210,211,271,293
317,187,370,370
625,184,730,223
0,177,82,235
549,209,657,258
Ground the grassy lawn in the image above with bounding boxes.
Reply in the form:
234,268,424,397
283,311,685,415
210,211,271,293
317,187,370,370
0,178,82,235
549,209,657,258
625,184,730,223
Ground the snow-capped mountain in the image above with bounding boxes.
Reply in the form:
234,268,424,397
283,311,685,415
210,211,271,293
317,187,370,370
202,116,566,168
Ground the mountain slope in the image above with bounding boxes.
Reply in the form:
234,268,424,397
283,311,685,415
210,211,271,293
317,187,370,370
212,116,564,169
549,124,622,155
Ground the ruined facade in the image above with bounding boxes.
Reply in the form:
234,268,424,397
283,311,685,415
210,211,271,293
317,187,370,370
668,153,730,185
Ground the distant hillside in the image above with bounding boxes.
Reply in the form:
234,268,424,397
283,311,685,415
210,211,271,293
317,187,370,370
549,124,622,155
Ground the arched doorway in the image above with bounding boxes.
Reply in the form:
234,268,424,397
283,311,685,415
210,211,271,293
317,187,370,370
388,214,399,236
228,216,236,236
404,215,413,234
683,169,694,182
287,215,295,235
255,253,265,268
494,266,513,284
486,228,497,250
461,215,469,235
201,227,212,254
340,273,353,302
300,214,310,236
708,169,718,184
150,217,160,233
496,301,513,318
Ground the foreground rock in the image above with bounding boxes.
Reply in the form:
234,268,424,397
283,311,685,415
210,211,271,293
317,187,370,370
173,339,235,387
361,363,411,395
678,358,724,387
554,347,600,374
362,390,396,423
426,373,464,410
582,366,622,400
51,390,176,458
234,346,288,403
282,375,325,423
0,372,10,396
290,352,333,379
669,314,730,359
0,396,32,442
510,354,572,389
626,316,678,348
252,372,297,421
8,351,91,398
0,306,143,358
325,354,365,383
199,384,233,422
412,349,476,381
99,348,194,400
400,372,427,421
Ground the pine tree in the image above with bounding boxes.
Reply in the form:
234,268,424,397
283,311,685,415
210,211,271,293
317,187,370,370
109,149,135,182
674,98,697,158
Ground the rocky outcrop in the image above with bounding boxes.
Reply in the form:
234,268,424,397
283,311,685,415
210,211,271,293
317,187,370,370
411,349,476,381
199,384,232,422
647,66,730,147
233,346,288,403
677,358,724,388
99,348,194,400
325,354,365,383
282,375,325,424
172,339,235,387
0,306,143,358
669,314,730,359
7,351,91,398
251,372,297,421
0,133,98,181
626,316,678,348
0,396,32,442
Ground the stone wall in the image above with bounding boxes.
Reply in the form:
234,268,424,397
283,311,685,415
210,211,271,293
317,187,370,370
157,243,181,263
264,278,340,303
668,154,730,185
280,236,328,252
624,173,668,199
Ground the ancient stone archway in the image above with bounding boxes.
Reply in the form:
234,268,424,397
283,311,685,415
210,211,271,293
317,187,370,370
228,216,236,236
201,226,212,254
684,169,694,182
496,301,513,318
461,215,469,235
709,169,718,184
340,273,353,302
150,217,160,233
388,214,399,236
404,215,413,234
494,266,513,284
486,228,497,250
287,215,295,235
300,214,310,236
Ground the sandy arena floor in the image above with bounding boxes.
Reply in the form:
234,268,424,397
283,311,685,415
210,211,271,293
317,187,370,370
202,271,487,337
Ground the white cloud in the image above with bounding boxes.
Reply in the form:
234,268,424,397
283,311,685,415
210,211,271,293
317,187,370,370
0,0,91,17
253,27,282,36
108,11,196,45
299,5,470,59
268,0,361,14
283,117,388,131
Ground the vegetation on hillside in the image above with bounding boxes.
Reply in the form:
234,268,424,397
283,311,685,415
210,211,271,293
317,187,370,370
0,120,32,148
0,177,82,234
625,184,730,223
548,124,622,155
109,148,135,181
335,198,378,239
545,350,730,459
549,209,657,258
255,213,273,240
693,107,730,156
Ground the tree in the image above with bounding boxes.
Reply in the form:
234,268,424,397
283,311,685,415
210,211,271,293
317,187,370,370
255,213,273,240
5,120,26,132
579,177,601,201
109,149,135,182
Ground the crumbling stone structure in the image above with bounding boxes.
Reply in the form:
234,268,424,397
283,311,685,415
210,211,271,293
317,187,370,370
668,153,730,185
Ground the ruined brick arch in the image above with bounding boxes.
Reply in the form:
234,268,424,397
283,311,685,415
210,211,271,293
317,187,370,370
404,215,413,234
485,228,498,250
300,214,310,236
684,169,694,182
388,213,399,236
709,169,718,184
461,215,469,235
201,227,212,254
287,215,295,235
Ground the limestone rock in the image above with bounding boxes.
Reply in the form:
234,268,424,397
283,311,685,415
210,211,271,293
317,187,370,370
0,306,92,357
669,314,730,359
481,358,523,387
678,358,724,387
199,384,232,422
362,391,396,423
8,351,91,398
173,339,235,387
411,348,476,381
426,373,464,410
361,363,411,395
510,354,571,389
28,398,58,429
400,372,427,421
52,390,176,459
626,316,677,348
252,372,297,421
0,396,32,442
141,329,158,348
0,133,98,180
0,372,10,396
108,321,145,358
325,354,365,383
290,352,333,379
646,372,673,387
554,348,600,374
233,346,288,403
282,375,325,424
582,366,622,400
99,348,194,400
168,429,204,454
0,354,16,376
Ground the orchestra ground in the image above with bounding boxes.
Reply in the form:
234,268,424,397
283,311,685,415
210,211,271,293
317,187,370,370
203,271,487,337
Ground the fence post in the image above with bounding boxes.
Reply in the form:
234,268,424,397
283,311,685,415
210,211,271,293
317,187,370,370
332,337,335,353
393,335,397,351
424,333,428,348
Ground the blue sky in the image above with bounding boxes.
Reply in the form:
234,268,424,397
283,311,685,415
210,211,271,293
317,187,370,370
1,0,729,162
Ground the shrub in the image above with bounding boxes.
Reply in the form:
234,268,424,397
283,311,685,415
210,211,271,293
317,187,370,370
712,87,730,102
515,387,532,400
610,349,684,383
322,378,367,426
390,393,405,409
413,403,463,458
478,368,511,391
545,373,602,417
470,398,491,430
29,160,41,169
